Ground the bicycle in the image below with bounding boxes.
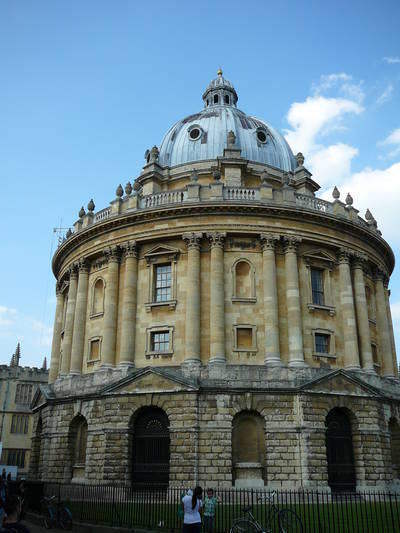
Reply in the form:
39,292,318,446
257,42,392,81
230,492,303,533
41,495,73,530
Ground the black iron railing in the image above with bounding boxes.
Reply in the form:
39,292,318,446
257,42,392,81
27,482,400,533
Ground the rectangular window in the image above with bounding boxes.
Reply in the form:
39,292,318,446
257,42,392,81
15,384,33,405
11,414,29,434
150,331,170,352
1,449,26,468
315,333,330,354
89,339,100,361
154,263,172,302
311,268,324,305
236,328,253,349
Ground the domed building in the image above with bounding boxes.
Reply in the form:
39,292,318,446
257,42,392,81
31,71,400,492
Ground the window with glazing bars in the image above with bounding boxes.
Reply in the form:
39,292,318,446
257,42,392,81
315,333,330,354
154,264,172,302
1,449,26,468
151,331,170,352
11,414,29,434
15,384,33,404
311,268,324,305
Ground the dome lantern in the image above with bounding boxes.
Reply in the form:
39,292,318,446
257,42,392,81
202,69,238,108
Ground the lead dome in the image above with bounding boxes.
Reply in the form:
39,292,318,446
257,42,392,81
158,70,296,171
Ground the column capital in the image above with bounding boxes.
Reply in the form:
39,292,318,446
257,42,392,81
351,252,368,271
206,232,226,248
183,232,203,250
77,257,90,273
122,240,138,259
55,281,63,297
104,246,121,264
337,248,352,264
282,235,301,254
260,233,280,251
374,267,389,284
68,265,78,280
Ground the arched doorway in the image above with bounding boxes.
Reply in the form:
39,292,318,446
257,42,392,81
325,408,356,492
131,407,170,487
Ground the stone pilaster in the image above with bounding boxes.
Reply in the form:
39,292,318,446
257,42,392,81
338,249,360,370
183,232,203,367
384,285,398,378
119,241,138,367
283,236,306,367
60,267,78,376
70,259,90,375
49,282,64,383
352,256,375,373
260,234,282,366
101,247,120,367
375,270,395,378
207,232,226,365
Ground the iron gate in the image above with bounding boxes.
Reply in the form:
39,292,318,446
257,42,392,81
132,407,170,487
326,408,356,492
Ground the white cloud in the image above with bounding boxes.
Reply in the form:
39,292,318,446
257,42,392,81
376,84,394,106
327,161,400,247
383,57,400,64
392,301,400,321
308,143,358,187
313,73,364,103
378,128,400,158
285,96,363,154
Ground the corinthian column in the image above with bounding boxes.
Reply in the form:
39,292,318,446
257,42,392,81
352,256,375,373
283,236,306,367
101,247,120,367
338,249,360,370
70,259,90,374
375,270,395,378
49,283,64,383
119,242,138,367
260,234,282,366
207,232,226,365
385,286,398,378
183,232,203,366
60,267,78,376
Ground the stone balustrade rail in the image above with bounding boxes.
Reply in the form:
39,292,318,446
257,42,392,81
60,185,378,245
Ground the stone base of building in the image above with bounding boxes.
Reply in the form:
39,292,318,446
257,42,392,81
30,365,400,490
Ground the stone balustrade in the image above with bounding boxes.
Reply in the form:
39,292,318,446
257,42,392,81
60,184,379,245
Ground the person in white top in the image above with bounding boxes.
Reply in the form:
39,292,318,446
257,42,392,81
181,486,203,533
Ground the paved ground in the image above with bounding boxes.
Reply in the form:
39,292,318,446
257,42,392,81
20,520,67,532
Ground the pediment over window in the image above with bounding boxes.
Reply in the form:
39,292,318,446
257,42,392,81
31,384,54,411
300,369,383,398
144,244,181,265
101,367,198,395
302,249,337,269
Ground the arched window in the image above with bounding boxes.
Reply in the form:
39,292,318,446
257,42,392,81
69,415,88,481
92,278,105,315
225,95,230,104
130,407,170,487
389,418,400,479
232,411,266,487
325,408,356,492
214,94,219,104
232,260,255,301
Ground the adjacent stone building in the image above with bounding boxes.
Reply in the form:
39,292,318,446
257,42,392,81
31,71,400,492
0,344,48,477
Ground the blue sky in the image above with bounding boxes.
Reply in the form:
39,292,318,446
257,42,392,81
0,1,399,367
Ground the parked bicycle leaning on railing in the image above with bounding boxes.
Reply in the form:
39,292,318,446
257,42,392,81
230,491,303,533
40,495,72,530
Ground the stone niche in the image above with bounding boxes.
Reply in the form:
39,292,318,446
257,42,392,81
232,410,266,488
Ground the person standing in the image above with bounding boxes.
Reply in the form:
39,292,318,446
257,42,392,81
182,486,203,533
2,495,30,532
203,488,219,533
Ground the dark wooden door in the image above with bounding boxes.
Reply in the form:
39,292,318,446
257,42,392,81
132,408,170,487
326,409,356,492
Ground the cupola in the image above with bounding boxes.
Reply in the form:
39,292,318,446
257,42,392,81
202,69,238,108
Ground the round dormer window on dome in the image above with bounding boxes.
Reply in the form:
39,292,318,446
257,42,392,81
188,125,202,141
256,128,268,144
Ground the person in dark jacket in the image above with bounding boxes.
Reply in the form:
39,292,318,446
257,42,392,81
2,495,30,532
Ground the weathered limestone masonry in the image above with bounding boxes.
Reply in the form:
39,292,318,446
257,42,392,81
32,71,400,492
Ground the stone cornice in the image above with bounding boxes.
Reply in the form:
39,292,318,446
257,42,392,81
53,202,395,278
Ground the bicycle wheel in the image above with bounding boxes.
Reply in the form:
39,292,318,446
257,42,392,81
59,506,73,530
230,519,260,533
278,509,303,533
42,515,52,529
